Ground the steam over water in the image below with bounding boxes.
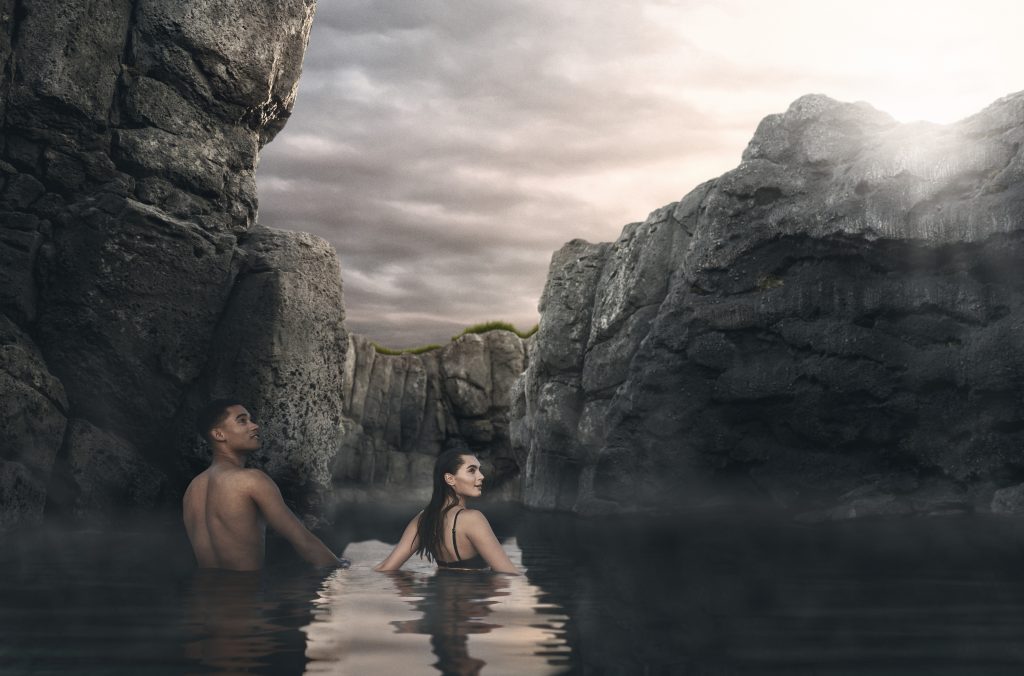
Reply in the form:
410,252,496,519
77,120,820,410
3,507,1024,674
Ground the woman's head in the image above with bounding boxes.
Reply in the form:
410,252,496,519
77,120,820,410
415,449,485,562
434,449,484,502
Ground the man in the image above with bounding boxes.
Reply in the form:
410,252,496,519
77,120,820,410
183,398,347,571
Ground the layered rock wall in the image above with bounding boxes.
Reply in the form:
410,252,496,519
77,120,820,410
0,0,348,526
514,93,1024,517
334,331,528,501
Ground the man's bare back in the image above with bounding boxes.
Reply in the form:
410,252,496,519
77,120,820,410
184,465,273,570
185,401,344,571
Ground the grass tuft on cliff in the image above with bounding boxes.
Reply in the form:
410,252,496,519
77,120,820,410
371,342,443,356
452,321,538,341
371,321,538,355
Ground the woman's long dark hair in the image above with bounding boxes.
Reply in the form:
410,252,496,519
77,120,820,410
415,449,470,562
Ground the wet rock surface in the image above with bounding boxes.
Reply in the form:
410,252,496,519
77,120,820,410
0,0,337,526
514,92,1024,516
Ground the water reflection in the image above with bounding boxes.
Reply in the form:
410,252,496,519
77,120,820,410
182,569,318,675
387,569,507,675
303,540,570,675
9,511,1024,674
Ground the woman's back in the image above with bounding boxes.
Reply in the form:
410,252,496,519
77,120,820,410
436,508,488,569
373,451,519,574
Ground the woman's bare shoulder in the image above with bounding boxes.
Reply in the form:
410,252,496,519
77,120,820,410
457,508,492,527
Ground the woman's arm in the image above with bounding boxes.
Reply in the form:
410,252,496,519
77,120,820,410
462,510,520,574
373,513,422,571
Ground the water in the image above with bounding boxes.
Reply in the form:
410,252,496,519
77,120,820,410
304,541,567,674
3,508,1024,674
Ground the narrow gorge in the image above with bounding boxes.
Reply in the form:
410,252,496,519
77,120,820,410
3,0,1024,529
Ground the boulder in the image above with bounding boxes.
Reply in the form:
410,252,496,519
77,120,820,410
442,334,493,417
197,225,348,514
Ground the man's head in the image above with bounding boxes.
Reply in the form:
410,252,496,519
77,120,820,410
196,398,261,452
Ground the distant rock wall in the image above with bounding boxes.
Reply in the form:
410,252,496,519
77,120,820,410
514,92,1024,518
333,331,528,501
0,0,345,527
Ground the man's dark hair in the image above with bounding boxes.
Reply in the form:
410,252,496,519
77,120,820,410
196,398,245,442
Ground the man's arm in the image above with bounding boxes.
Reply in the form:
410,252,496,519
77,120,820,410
246,470,344,567
374,513,421,571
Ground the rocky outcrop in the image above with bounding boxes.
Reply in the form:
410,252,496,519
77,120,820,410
334,331,528,501
178,225,348,517
0,1,342,527
514,92,1024,516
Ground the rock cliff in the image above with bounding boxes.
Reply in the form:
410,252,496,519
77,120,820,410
513,92,1024,517
0,0,348,526
334,331,528,502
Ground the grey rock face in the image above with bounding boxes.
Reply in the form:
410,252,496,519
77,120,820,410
38,199,243,448
0,460,46,529
0,1,333,527
514,210,691,510
991,484,1024,515
63,419,168,520
334,331,528,501
0,316,68,523
443,334,493,417
193,225,348,515
514,91,1024,516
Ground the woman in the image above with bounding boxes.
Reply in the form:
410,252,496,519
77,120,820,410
374,450,520,574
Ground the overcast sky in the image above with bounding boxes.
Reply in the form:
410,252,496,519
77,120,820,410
255,0,1024,348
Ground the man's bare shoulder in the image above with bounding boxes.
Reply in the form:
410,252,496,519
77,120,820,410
183,471,209,502
234,467,273,481
205,465,267,482
187,467,274,495
229,468,281,496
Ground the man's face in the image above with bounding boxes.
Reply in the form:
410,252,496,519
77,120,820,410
212,405,261,452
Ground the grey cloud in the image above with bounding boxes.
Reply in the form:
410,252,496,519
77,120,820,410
255,1,762,346
310,0,532,39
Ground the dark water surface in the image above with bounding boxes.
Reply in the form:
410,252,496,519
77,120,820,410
3,508,1024,675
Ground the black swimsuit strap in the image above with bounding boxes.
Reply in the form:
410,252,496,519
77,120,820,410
451,508,465,561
